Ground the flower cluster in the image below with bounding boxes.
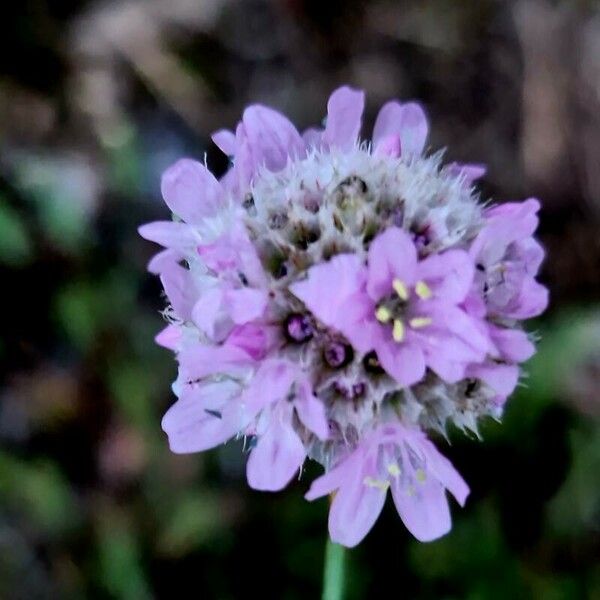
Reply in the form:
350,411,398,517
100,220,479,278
140,86,548,547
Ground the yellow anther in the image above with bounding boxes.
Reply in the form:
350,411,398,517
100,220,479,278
409,317,433,329
375,306,392,323
392,319,405,342
415,469,427,483
363,477,390,492
392,278,409,301
415,280,432,300
387,463,401,477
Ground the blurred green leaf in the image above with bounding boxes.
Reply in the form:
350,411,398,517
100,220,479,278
12,154,97,253
0,452,78,536
547,425,600,536
95,508,151,600
157,490,226,557
0,197,33,266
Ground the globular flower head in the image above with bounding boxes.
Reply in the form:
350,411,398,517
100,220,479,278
140,86,548,546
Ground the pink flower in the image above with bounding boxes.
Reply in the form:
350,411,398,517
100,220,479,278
140,85,548,547
470,199,548,319
291,227,490,386
305,423,469,547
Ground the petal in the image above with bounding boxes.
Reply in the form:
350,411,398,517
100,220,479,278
212,129,236,155
372,101,428,156
161,159,223,223
489,327,535,363
178,342,255,382
302,127,323,149
226,287,268,324
322,86,365,151
147,248,181,274
160,264,197,321
138,221,196,250
505,278,549,319
226,323,279,361
391,476,452,542
240,360,297,417
446,162,486,186
246,417,305,491
242,105,305,173
295,382,329,440
191,287,229,340
161,380,242,453
290,254,373,349
367,227,418,299
328,464,387,547
420,333,483,383
417,249,474,303
468,363,519,398
155,324,181,350
374,134,401,158
305,451,361,501
421,439,470,506
375,341,426,387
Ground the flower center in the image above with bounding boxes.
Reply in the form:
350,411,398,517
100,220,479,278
374,278,434,343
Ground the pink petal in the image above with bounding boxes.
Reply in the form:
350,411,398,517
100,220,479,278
446,162,486,186
226,287,268,324
489,327,535,363
372,101,428,156
155,325,181,350
226,323,279,361
138,221,196,250
505,278,549,319
246,417,305,491
290,254,373,351
328,464,387,547
468,363,519,398
417,249,474,303
161,380,241,453
240,360,297,417
375,341,426,387
160,264,197,321
391,477,452,542
147,248,181,274
322,86,365,151
242,105,305,172
161,159,223,223
302,127,323,149
295,382,329,440
305,454,359,501
191,287,229,340
421,440,470,506
374,134,401,158
367,227,418,300
212,129,236,155
178,342,255,382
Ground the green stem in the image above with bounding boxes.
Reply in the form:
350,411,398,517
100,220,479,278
321,537,346,600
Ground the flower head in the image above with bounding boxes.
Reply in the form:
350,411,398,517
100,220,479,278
140,85,548,546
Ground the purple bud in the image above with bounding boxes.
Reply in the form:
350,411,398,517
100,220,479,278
285,314,313,343
324,342,353,368
352,382,366,398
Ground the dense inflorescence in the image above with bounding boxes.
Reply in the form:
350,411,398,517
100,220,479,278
140,86,548,547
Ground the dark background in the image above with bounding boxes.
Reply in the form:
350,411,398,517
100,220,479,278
1,1,599,598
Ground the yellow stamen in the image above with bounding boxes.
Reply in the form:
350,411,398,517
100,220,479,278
415,469,427,483
375,306,392,323
363,477,390,492
409,317,433,329
387,463,401,477
392,319,405,342
415,280,432,300
392,278,409,301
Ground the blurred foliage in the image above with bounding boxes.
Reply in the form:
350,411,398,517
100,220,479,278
0,0,599,598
